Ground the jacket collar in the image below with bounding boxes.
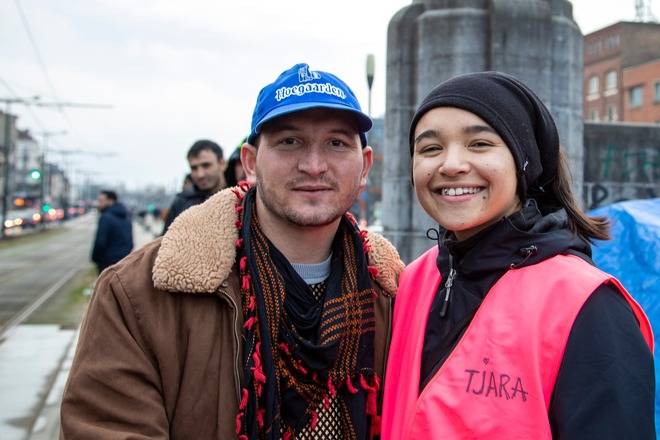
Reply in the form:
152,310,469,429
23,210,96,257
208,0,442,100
153,187,402,296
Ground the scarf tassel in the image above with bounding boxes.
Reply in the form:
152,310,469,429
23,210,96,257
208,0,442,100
241,274,251,291
346,375,358,394
235,238,244,248
248,295,256,311
310,409,319,431
283,429,293,440
239,256,247,272
257,409,265,429
359,373,380,415
231,188,245,200
367,265,379,278
243,316,257,330
327,377,337,397
238,180,251,192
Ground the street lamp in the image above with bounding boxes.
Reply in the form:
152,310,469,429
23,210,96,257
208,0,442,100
366,54,375,117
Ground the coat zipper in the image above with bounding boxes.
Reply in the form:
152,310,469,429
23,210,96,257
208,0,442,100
218,288,241,404
439,254,456,318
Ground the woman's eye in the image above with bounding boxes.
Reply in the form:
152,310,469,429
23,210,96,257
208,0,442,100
420,144,442,154
470,140,492,148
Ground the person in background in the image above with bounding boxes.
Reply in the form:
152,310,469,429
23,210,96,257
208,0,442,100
182,173,193,192
381,71,655,439
61,62,403,440
224,140,247,188
162,139,226,233
91,190,133,274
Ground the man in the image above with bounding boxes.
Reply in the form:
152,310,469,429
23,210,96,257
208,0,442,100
61,63,403,439
90,190,133,274
162,139,225,233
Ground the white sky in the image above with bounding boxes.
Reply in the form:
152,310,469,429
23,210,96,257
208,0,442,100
1,0,658,191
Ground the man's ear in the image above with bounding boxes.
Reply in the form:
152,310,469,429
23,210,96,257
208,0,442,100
240,142,258,185
360,146,374,190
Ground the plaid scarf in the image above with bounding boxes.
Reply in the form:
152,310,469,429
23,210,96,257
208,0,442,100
234,187,381,440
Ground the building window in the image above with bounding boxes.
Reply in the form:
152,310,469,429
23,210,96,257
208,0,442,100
607,106,618,121
590,109,599,121
629,86,643,108
655,81,660,103
605,71,617,91
588,76,599,96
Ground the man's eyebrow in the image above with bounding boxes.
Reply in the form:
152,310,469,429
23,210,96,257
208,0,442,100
414,129,440,145
463,125,497,135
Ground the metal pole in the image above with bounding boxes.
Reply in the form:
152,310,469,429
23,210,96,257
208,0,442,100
1,105,13,238
366,54,375,117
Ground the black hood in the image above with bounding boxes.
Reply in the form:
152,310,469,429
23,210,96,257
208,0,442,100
105,202,129,219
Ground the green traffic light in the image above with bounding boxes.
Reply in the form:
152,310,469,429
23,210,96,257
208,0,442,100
29,169,42,180
42,203,51,212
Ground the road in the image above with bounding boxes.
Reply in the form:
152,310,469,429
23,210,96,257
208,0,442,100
0,216,95,331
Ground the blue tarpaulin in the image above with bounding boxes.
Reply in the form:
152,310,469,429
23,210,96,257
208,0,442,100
590,198,660,428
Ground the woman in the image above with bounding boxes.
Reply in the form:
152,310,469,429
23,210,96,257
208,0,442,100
381,72,655,439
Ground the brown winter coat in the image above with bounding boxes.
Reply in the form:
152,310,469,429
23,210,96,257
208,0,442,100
60,188,403,439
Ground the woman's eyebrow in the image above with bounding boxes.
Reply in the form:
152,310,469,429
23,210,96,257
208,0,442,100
414,129,440,145
463,125,497,135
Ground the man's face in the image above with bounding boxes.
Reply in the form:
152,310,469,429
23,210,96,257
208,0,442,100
188,149,225,192
242,108,373,229
97,193,111,211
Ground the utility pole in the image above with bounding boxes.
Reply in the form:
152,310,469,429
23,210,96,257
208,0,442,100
35,130,67,225
1,104,16,238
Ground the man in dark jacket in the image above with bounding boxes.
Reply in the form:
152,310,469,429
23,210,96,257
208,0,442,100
162,139,225,233
91,190,133,273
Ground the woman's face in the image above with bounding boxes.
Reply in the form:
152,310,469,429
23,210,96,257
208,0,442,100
412,107,521,241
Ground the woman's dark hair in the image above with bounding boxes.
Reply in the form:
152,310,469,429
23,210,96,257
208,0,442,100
532,148,610,241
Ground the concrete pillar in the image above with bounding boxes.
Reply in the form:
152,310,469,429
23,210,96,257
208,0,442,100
383,0,584,262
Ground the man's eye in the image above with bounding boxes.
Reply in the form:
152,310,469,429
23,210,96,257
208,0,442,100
281,137,298,145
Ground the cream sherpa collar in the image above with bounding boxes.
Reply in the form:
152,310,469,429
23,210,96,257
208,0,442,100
153,187,403,296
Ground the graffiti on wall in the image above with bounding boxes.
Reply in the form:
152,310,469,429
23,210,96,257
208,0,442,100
585,144,660,210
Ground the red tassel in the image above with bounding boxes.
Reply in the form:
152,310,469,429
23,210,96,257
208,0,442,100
327,377,337,397
239,436,248,440
239,387,249,410
248,295,256,311
312,372,318,381
363,242,372,253
235,238,244,248
235,204,244,213
242,274,251,290
257,409,265,428
238,180,251,191
360,374,378,415
235,411,243,434
295,360,308,375
371,414,382,437
368,265,379,278
310,410,319,431
278,342,291,355
243,316,257,330
239,256,247,272
345,211,357,225
235,220,243,229
323,394,331,409
346,376,358,394
359,229,369,239
231,188,244,200
283,430,292,440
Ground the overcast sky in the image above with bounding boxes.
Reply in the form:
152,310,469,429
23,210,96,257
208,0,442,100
1,0,658,192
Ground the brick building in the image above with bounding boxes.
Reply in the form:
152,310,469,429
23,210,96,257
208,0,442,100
584,21,660,123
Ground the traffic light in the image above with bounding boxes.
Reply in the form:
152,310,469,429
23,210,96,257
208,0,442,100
41,203,51,213
29,168,42,181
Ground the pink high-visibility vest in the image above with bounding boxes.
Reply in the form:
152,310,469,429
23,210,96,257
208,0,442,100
382,248,653,440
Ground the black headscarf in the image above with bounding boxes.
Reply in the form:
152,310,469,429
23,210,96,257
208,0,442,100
408,71,560,198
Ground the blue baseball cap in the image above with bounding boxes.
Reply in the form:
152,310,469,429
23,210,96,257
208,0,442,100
247,63,372,147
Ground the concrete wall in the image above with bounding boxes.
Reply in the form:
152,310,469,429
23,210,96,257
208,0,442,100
584,122,660,210
384,0,583,262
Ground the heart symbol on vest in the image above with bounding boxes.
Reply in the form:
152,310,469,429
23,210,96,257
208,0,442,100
483,358,490,365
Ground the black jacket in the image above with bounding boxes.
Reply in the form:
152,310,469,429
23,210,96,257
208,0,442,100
420,201,655,439
91,202,133,272
162,186,212,234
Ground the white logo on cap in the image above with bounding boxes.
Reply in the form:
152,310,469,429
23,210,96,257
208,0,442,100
298,65,321,82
